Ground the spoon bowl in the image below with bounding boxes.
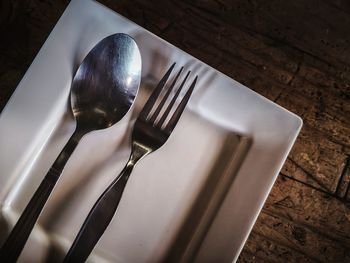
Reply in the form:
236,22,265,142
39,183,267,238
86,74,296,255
72,33,141,131
0,33,141,262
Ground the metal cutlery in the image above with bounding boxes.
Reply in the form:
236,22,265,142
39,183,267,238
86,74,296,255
0,33,141,262
64,63,197,262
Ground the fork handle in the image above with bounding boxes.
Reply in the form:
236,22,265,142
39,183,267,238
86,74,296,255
64,163,133,263
0,130,82,263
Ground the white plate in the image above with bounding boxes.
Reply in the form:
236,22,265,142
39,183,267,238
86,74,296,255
0,0,302,262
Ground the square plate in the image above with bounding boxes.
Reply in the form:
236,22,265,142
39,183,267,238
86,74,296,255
0,0,302,262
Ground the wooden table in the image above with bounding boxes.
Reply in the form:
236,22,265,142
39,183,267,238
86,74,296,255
1,0,349,262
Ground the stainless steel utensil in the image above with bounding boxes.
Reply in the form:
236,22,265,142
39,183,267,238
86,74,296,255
64,63,197,263
0,33,141,262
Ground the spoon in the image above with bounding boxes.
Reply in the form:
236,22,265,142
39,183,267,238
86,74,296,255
0,33,142,262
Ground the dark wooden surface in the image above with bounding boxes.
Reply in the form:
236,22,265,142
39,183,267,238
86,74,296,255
1,0,349,262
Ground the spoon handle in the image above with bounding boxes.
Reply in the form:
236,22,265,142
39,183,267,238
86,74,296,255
0,130,83,262
64,162,134,263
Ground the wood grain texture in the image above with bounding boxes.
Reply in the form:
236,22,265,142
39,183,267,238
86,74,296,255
0,0,349,262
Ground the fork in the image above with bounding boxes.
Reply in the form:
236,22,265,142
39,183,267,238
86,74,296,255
64,63,197,262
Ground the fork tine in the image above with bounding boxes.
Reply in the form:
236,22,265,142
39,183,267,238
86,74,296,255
156,71,190,128
139,63,176,120
164,76,197,133
148,67,183,124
